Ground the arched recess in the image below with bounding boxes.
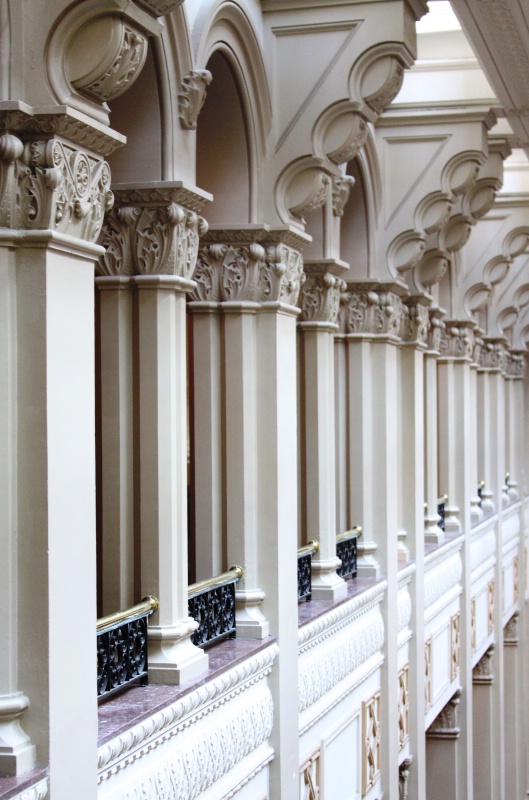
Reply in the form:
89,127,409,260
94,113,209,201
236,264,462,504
340,156,370,279
193,1,272,222
196,49,251,223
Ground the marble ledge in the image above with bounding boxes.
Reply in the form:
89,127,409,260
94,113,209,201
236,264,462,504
297,575,385,628
0,767,48,800
97,635,276,747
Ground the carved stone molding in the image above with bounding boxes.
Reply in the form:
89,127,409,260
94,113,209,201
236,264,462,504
478,337,508,372
473,645,495,684
427,689,461,739
343,284,405,340
362,690,382,795
299,261,348,324
398,665,410,750
98,183,209,278
9,779,49,800
399,757,413,800
438,322,475,361
178,70,212,129
424,550,463,611
193,226,308,306
0,112,115,242
504,611,519,646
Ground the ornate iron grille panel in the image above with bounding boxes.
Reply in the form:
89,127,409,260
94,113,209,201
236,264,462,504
437,496,446,532
97,612,152,702
336,528,361,578
478,481,484,508
298,552,312,601
188,580,237,647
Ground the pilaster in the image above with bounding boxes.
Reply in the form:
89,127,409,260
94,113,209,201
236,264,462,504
472,646,495,800
298,259,348,601
424,307,445,544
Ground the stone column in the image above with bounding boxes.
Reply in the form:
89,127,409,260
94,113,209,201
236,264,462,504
100,183,211,684
504,614,522,800
0,106,118,796
469,336,484,524
424,308,445,544
472,646,495,800
343,283,404,798
426,690,462,800
437,322,476,799
504,352,525,502
298,260,348,601
400,298,429,799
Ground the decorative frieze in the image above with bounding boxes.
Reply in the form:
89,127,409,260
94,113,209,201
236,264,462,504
0,127,114,242
300,261,348,324
427,689,461,740
98,184,209,278
343,284,404,340
362,691,382,795
472,645,494,684
438,322,475,361
398,664,410,750
178,70,213,129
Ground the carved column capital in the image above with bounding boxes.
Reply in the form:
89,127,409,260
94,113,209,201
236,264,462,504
98,182,210,279
425,307,445,355
402,297,430,347
478,337,509,372
193,225,308,305
472,645,495,684
343,283,405,340
504,612,519,646
0,107,122,242
438,322,475,362
506,349,526,379
427,689,461,739
299,260,348,324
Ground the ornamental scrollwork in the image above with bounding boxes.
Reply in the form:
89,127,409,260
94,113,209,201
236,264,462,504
77,28,148,103
439,324,474,361
478,338,508,372
261,244,305,305
192,242,264,302
0,134,113,242
344,288,403,338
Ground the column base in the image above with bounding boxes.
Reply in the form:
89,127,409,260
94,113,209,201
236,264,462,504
397,529,410,564
356,541,380,577
235,588,271,639
444,507,461,533
0,693,36,777
425,517,445,545
148,621,209,685
470,498,483,525
480,491,495,514
310,558,348,601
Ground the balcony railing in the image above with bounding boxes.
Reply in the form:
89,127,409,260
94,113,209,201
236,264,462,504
336,525,362,579
437,495,448,532
297,541,319,602
478,480,485,508
188,566,243,648
97,596,158,702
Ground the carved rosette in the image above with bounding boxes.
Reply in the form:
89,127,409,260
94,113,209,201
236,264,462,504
0,130,114,242
98,185,209,278
178,70,212,129
344,286,404,340
478,338,508,372
300,263,347,324
403,301,430,347
438,323,475,361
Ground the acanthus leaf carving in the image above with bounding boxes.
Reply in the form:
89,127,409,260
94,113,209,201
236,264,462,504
344,286,404,339
403,301,430,346
75,27,148,103
478,338,508,372
261,243,305,306
300,265,347,324
178,70,213,130
439,323,475,361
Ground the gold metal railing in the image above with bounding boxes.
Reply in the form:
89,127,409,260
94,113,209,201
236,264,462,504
97,595,159,633
188,565,244,599
297,540,320,558
336,524,362,544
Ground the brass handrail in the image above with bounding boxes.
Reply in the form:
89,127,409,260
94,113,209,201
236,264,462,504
437,494,448,504
336,525,362,543
188,565,244,599
297,540,319,558
97,595,159,633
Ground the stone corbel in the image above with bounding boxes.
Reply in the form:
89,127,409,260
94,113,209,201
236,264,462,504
399,756,413,800
98,182,211,277
504,612,519,646
427,689,461,740
472,645,495,684
178,70,213,130
299,260,348,324
0,106,121,242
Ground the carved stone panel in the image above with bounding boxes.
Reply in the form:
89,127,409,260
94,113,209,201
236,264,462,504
299,750,320,800
488,579,495,636
398,664,410,750
450,612,461,682
362,690,382,794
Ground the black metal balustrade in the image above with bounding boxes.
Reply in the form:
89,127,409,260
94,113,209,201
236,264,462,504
297,541,319,602
478,480,485,508
336,525,362,579
437,494,448,532
97,596,158,702
188,566,243,647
